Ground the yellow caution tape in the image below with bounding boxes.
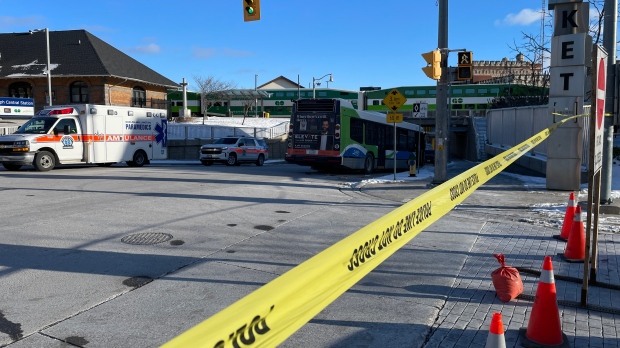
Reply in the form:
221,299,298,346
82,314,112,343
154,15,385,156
163,113,586,348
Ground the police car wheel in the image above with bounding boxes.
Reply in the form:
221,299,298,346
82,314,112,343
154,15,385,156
255,154,265,166
34,151,55,172
226,153,237,166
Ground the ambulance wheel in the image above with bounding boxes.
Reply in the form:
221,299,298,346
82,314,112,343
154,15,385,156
226,153,237,166
255,154,265,166
2,163,22,171
363,153,374,174
34,151,55,172
129,150,147,167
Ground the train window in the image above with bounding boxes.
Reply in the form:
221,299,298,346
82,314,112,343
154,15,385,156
339,92,350,96
404,90,415,95
416,90,426,95
477,104,488,109
452,89,462,94
490,88,500,94
478,88,488,94
177,102,184,107
452,104,463,109
465,89,475,94
286,92,295,97
464,104,475,109
428,90,436,95
318,92,327,97
372,100,380,105
276,92,284,97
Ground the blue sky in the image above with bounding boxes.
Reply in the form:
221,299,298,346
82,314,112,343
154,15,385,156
0,1,567,91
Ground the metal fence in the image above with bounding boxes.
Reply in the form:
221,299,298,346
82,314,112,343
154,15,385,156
167,122,290,140
0,126,19,135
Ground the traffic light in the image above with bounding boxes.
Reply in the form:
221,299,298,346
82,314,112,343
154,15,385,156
243,0,261,21
457,51,473,81
422,50,442,80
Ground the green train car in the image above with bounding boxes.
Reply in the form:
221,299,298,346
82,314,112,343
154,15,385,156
167,84,546,118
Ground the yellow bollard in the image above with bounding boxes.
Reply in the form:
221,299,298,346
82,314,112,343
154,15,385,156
408,153,417,177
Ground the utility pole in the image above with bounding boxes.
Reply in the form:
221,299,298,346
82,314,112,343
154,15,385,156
433,0,449,184
601,0,617,203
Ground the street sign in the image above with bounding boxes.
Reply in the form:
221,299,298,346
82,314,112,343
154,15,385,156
383,89,406,112
412,103,428,118
387,113,403,123
591,45,607,174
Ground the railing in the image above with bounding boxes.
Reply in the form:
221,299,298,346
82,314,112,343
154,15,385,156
0,126,19,135
167,122,290,140
131,98,168,109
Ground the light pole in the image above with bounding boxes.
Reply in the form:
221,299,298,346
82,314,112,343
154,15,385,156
312,73,333,99
30,28,52,106
254,74,258,117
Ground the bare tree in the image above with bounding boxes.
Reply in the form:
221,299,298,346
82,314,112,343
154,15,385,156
192,74,237,121
494,1,610,108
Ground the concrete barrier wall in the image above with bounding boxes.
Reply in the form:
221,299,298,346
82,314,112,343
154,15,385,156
167,137,289,161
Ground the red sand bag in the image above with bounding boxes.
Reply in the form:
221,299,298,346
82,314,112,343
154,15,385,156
491,254,523,302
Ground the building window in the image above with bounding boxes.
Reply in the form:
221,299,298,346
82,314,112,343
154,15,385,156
70,81,89,103
132,87,146,107
8,82,32,98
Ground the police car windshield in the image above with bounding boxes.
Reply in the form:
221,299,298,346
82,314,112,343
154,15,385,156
214,138,239,145
14,117,56,134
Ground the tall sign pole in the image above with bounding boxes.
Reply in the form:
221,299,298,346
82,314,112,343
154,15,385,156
433,0,449,184
582,44,607,306
600,0,617,204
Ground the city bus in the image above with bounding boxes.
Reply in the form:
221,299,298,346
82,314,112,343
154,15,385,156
285,98,426,173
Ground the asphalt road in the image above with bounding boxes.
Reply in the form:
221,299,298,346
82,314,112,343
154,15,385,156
0,162,482,347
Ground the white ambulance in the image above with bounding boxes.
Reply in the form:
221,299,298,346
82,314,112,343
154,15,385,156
0,104,168,171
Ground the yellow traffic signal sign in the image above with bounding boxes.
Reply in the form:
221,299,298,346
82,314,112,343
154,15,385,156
422,50,441,80
243,0,261,22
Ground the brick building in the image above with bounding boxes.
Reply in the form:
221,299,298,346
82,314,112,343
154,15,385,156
0,29,178,113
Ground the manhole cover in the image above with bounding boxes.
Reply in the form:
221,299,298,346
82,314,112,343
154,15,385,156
121,232,173,245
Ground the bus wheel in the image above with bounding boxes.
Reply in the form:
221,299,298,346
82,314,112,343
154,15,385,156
363,153,374,174
34,151,55,172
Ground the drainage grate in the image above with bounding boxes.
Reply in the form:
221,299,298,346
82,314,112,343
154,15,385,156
121,232,173,245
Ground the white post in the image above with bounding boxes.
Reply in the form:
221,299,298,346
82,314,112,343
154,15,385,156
181,78,189,117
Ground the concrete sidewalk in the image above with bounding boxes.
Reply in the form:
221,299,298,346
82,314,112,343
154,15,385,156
362,162,620,347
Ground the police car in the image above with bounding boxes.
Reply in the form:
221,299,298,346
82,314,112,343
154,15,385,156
199,136,269,166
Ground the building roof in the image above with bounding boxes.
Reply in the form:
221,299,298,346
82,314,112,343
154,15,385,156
258,75,305,89
0,29,178,88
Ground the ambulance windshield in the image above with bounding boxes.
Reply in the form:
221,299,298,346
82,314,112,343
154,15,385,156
14,117,57,134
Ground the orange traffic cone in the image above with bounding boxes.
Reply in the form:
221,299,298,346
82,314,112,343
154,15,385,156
519,256,568,347
563,205,585,262
553,192,576,241
485,312,506,348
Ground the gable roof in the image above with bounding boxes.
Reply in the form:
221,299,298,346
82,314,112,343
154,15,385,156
0,29,178,88
258,75,305,89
